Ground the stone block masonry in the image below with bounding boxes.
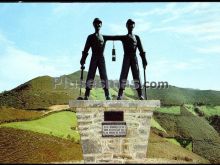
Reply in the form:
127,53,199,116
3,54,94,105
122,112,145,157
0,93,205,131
69,100,160,164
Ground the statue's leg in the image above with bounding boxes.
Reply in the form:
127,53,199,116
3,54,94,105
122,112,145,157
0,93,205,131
97,56,111,100
84,57,98,99
118,56,130,100
130,56,144,100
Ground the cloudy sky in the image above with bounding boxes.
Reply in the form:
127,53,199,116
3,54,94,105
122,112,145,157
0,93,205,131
0,2,220,92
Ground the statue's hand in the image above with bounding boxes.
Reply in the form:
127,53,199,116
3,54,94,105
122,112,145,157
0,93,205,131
81,51,88,65
142,57,148,69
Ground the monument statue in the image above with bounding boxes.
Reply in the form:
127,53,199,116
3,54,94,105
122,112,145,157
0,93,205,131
80,18,147,100
72,19,158,164
80,18,113,100
106,19,148,100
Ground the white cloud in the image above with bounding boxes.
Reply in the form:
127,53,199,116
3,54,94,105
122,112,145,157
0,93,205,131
161,15,179,24
134,18,151,33
152,21,220,33
174,62,190,70
0,32,79,92
158,3,206,23
132,3,220,57
151,21,220,43
134,2,211,18
195,46,220,54
143,2,220,43
148,59,206,77
199,35,220,41
108,23,126,35
133,2,219,33
52,3,97,17
134,2,177,17
52,3,78,15
108,18,151,35
0,31,15,47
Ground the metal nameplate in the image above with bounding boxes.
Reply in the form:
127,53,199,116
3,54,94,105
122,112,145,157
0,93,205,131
102,121,127,137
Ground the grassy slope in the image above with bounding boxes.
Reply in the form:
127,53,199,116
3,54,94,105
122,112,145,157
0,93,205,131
148,85,220,106
151,117,167,133
0,108,209,163
155,104,220,135
147,130,209,164
200,106,220,117
0,106,44,123
0,70,219,162
154,106,220,163
0,127,83,163
147,130,209,163
0,111,80,143
0,70,220,110
155,106,180,115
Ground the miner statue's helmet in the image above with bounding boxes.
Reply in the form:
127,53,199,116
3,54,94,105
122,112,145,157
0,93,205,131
93,18,102,25
126,19,135,26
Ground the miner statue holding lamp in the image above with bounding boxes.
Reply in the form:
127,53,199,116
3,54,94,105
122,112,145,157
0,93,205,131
79,18,148,100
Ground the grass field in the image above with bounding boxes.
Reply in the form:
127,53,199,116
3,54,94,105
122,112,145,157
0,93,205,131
1,70,220,110
155,106,180,115
0,111,80,142
155,104,220,117
154,106,220,163
147,130,209,164
200,106,220,117
0,106,44,123
165,138,181,147
150,117,167,133
0,107,209,164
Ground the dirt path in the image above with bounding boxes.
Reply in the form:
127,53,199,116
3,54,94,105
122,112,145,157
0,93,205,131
44,105,70,115
48,105,70,111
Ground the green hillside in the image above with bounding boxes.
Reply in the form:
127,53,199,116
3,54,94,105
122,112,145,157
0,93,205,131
0,70,219,163
0,111,80,143
154,105,220,163
0,107,210,164
147,86,220,106
0,70,220,110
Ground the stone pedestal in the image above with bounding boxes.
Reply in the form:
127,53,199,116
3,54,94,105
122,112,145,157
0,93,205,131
69,100,160,164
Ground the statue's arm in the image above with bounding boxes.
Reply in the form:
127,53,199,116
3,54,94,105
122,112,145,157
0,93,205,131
136,35,145,54
80,35,91,65
136,35,147,68
83,35,91,54
104,35,124,41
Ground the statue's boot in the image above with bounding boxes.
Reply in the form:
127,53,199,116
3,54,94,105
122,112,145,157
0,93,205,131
137,88,145,100
117,89,124,100
84,89,90,100
104,88,111,100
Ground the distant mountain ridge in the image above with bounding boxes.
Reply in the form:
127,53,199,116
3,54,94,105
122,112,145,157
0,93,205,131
0,70,220,109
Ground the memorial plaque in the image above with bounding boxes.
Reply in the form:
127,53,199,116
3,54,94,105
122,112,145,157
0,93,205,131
102,121,127,137
102,111,126,137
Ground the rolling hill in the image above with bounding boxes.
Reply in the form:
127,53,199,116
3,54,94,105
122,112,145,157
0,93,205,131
0,70,219,163
154,105,220,163
0,107,211,164
0,70,220,110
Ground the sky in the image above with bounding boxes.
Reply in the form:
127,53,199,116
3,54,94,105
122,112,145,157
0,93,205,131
0,2,220,92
